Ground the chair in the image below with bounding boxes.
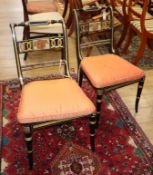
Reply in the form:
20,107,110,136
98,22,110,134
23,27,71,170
23,0,68,20
66,0,102,36
110,0,129,47
21,0,65,40
22,0,58,29
109,0,148,49
25,0,58,14
122,0,153,64
10,20,96,170
21,0,65,61
74,5,145,128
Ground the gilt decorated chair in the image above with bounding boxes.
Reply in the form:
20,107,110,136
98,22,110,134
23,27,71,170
74,5,145,128
10,20,96,170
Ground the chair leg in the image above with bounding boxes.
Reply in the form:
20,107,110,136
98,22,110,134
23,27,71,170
24,53,28,61
23,27,30,60
135,77,145,113
116,24,129,49
95,90,103,129
89,114,96,151
122,27,134,54
66,15,73,29
23,125,33,170
68,22,74,37
132,37,147,65
78,68,83,86
85,46,93,57
62,0,68,18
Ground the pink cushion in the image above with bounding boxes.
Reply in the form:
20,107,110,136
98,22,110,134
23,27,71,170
81,54,145,88
17,78,95,124
27,1,57,13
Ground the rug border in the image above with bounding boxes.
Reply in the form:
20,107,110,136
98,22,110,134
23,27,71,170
0,83,2,173
108,91,153,168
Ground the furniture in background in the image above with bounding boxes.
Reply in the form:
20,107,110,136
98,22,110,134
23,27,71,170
21,0,65,61
122,0,153,64
25,0,58,14
22,0,63,39
10,20,96,170
66,0,102,36
74,5,145,128
109,0,152,49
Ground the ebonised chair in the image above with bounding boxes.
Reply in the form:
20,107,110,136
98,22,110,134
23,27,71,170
74,5,145,128
10,19,96,170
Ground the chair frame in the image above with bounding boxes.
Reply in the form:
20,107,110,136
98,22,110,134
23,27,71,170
10,20,96,170
74,6,145,128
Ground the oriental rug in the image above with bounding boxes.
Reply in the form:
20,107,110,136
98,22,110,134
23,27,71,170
0,77,153,175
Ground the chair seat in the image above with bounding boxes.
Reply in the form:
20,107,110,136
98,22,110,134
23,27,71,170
131,6,153,19
115,6,123,15
131,19,153,32
82,0,97,6
17,78,95,124
113,16,121,28
81,54,145,88
29,12,63,34
27,1,57,13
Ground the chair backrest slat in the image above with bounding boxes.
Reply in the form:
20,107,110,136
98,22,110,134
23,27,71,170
74,4,114,64
10,20,70,86
17,37,64,53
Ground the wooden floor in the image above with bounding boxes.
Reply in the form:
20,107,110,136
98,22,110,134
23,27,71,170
0,0,153,144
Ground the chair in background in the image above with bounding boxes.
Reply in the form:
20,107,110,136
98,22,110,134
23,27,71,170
109,0,147,49
24,0,68,20
21,0,68,39
25,0,58,15
74,5,145,128
22,0,58,37
110,0,131,47
66,0,102,36
21,0,64,61
122,0,153,65
10,20,96,170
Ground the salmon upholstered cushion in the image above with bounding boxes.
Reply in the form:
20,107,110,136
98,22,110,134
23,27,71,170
29,12,63,34
17,78,95,124
81,54,145,88
27,1,57,13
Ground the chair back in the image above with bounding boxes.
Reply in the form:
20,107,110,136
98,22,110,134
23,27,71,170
10,20,70,86
74,4,114,64
128,0,151,32
109,0,124,9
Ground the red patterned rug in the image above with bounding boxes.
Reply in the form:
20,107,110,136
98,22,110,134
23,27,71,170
0,77,153,175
